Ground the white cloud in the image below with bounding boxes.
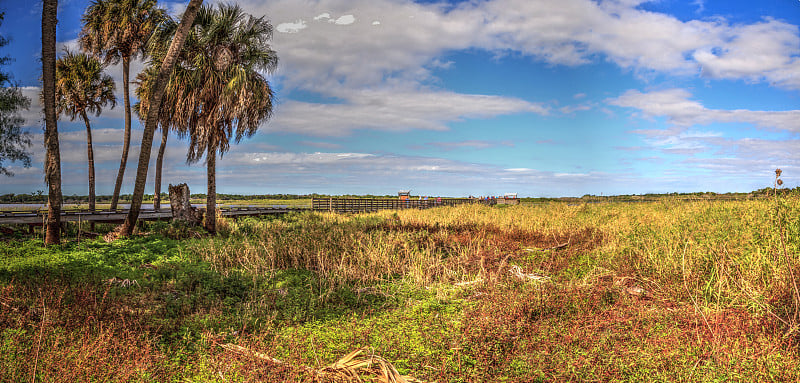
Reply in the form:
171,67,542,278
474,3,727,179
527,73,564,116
57,128,144,145
610,89,800,164
298,140,342,149
207,150,629,197
243,0,800,95
241,0,480,90
163,0,188,18
558,103,594,114
608,88,800,180
426,140,514,151
10,129,198,196
609,88,800,132
27,128,146,165
231,152,374,166
18,86,44,126
333,14,355,25
266,89,548,136
276,19,308,33
476,0,799,85
693,19,800,89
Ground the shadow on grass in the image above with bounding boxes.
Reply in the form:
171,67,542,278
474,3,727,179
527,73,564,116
0,235,398,337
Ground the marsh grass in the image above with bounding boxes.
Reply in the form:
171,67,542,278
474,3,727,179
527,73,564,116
1,195,799,381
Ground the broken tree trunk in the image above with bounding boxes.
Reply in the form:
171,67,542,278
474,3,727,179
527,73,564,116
168,183,203,225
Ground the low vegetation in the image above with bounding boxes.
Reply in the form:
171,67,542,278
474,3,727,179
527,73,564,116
1,194,799,381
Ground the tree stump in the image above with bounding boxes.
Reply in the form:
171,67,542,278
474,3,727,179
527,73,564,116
168,183,203,225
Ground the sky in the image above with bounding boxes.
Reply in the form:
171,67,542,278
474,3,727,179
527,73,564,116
1,0,799,197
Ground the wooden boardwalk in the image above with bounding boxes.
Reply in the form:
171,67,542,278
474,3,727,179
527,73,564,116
1,197,483,226
0,206,309,226
312,197,478,213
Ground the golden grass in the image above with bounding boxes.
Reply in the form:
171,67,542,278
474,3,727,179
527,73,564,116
205,196,799,320
3,194,798,381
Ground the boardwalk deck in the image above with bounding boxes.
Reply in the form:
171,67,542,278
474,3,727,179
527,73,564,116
1,197,482,226
0,206,308,225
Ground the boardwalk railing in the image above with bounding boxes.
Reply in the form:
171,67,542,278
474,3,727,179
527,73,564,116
0,206,308,226
312,197,478,213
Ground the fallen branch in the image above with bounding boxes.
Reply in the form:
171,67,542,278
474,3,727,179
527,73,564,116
524,243,568,252
220,343,284,365
509,265,550,282
220,343,425,383
105,277,140,288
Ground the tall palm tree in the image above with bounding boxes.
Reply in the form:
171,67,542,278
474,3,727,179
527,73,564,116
80,0,165,210
133,64,179,212
55,50,116,215
42,0,61,244
165,4,277,233
120,0,202,236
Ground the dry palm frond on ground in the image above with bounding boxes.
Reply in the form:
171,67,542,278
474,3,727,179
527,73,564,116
220,343,424,383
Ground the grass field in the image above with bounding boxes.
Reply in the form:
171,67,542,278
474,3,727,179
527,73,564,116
1,194,799,381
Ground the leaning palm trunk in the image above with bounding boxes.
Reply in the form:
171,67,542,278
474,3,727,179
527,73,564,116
153,125,168,211
110,59,132,210
205,149,216,233
120,0,203,237
42,0,61,244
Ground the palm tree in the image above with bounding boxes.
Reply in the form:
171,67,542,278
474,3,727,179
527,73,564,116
120,0,202,236
42,0,61,244
80,0,165,210
54,50,116,215
133,65,179,212
166,4,277,233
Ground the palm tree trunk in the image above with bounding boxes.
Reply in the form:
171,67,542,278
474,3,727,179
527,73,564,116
42,0,61,245
205,149,216,233
153,125,168,212
110,58,132,210
81,111,96,213
82,111,97,231
121,0,203,236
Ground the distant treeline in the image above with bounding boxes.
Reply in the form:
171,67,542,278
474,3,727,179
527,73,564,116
2,188,797,204
0,192,161,204
520,187,800,203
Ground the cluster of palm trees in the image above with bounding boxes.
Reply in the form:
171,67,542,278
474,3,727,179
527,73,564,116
40,0,277,243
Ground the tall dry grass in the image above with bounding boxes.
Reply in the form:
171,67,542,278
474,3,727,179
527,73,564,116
194,212,489,288
200,195,799,327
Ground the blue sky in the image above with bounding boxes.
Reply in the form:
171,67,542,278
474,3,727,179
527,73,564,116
1,0,799,197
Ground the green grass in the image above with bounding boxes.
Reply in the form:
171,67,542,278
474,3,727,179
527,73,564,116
1,194,799,381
